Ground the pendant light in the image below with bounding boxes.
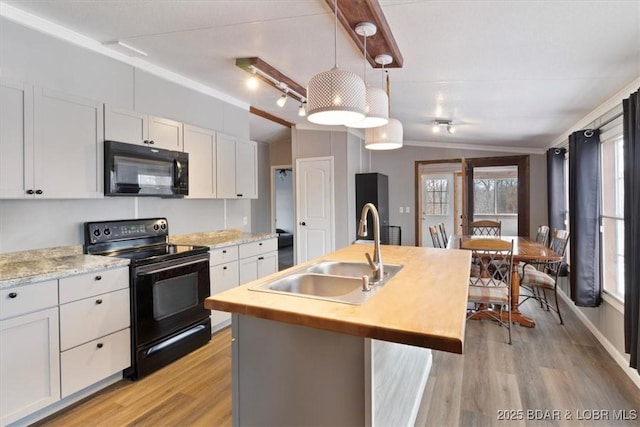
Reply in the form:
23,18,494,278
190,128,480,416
346,22,389,129
307,0,366,126
365,54,403,150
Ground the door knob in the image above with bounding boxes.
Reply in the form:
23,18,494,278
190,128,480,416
300,221,306,226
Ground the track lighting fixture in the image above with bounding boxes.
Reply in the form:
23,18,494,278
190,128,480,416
277,92,288,107
298,103,307,117
433,120,455,134
236,57,306,106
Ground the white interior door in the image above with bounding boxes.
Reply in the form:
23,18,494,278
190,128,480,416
296,157,334,263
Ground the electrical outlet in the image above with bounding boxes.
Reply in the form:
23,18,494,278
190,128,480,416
243,216,248,225
399,207,404,213
405,206,410,214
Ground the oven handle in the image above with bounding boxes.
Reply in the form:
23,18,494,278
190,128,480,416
135,255,209,276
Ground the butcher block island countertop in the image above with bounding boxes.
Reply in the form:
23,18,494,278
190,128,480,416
205,243,471,354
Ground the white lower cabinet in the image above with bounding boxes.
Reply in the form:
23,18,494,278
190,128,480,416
60,328,130,398
210,260,239,329
238,239,278,284
58,267,131,398
0,307,60,426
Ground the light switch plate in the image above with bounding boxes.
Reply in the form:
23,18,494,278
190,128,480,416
399,207,404,213
405,206,410,213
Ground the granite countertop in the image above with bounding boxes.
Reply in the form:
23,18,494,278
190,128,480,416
0,245,130,289
206,243,471,354
169,229,277,249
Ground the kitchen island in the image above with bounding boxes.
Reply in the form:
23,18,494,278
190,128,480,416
205,243,471,426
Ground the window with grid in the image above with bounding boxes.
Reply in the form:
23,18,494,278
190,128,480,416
601,134,625,300
424,178,449,215
473,178,518,215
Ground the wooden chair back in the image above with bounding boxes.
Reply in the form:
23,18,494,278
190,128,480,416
429,226,442,248
470,220,502,237
438,223,448,247
535,225,550,246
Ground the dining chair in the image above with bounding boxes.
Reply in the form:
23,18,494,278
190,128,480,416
438,222,448,247
428,226,442,248
518,230,570,324
460,238,514,344
470,220,501,237
535,225,550,247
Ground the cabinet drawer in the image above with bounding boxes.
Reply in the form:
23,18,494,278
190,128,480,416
210,245,239,266
59,267,129,304
239,238,277,259
60,288,130,351
60,328,130,398
0,280,58,320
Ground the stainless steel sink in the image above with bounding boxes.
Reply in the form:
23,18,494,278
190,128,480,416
250,261,403,305
305,260,403,280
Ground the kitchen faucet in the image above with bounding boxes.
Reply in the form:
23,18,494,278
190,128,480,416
358,203,384,282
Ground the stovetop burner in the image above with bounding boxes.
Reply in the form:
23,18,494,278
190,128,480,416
83,218,209,265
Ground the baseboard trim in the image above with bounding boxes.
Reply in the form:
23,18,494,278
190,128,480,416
557,289,640,390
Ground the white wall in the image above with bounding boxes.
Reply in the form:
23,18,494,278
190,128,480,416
0,17,252,254
292,128,370,249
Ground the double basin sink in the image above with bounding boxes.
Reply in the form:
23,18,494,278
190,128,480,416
250,260,403,305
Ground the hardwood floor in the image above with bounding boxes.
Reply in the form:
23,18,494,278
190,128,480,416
37,299,640,427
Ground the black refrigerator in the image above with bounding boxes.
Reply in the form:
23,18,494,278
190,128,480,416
355,173,390,244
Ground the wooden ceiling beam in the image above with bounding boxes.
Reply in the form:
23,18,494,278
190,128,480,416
250,106,293,128
325,0,404,68
236,57,306,102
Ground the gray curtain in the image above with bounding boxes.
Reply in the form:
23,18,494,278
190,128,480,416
547,148,566,233
623,88,640,374
568,129,601,307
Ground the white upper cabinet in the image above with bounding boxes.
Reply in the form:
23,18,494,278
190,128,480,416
104,105,182,151
103,105,147,145
215,133,257,199
236,139,258,199
183,124,216,198
33,88,103,199
215,133,237,199
148,116,183,151
1,82,102,199
0,79,33,199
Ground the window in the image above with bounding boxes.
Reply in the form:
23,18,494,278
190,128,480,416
601,134,625,300
473,178,518,215
424,178,449,215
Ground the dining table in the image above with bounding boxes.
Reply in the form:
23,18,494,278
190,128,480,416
447,235,563,328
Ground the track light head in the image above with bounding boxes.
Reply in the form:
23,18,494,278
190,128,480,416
298,103,307,116
277,93,288,107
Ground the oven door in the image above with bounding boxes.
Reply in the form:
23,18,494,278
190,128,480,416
133,253,210,346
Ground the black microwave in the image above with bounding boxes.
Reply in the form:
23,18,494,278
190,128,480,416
104,140,189,197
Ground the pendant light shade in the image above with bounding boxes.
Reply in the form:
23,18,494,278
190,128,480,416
346,86,389,128
306,0,366,126
365,118,403,150
307,67,366,125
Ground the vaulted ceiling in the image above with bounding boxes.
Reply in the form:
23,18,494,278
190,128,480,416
3,0,639,152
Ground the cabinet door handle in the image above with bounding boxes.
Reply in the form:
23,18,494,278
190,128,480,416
35,189,43,195
96,299,103,305
143,140,149,144
236,194,243,197
222,250,227,254
259,242,262,246
96,343,104,349
223,266,228,270
258,256,264,261
149,140,155,145
95,275,102,281
26,189,34,195
8,292,17,299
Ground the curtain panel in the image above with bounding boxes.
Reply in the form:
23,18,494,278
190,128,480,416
623,88,640,373
568,129,601,307
547,148,566,234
